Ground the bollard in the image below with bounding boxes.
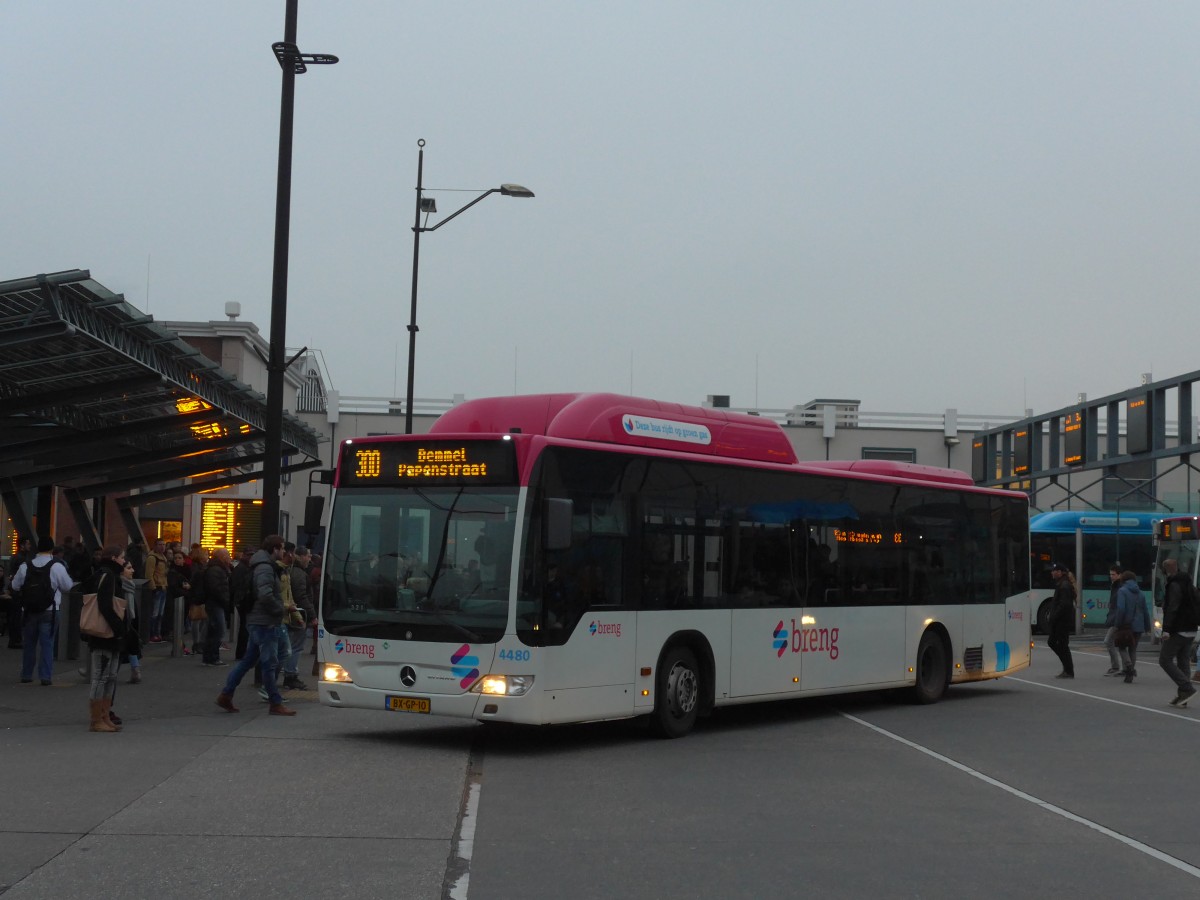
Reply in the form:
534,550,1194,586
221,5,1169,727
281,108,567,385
171,595,185,658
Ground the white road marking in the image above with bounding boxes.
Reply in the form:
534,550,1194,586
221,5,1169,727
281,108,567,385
1008,676,1200,723
842,711,1200,881
447,780,480,900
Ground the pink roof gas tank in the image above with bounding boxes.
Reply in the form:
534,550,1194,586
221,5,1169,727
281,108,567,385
432,393,797,465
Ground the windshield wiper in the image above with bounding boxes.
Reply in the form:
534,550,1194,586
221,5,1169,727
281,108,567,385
410,605,481,643
325,623,385,635
326,616,480,643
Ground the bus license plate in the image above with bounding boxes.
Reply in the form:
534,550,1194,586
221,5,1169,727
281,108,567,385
386,696,431,714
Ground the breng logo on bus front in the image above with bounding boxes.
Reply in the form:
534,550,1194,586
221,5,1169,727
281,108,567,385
588,620,621,637
772,619,839,659
335,639,376,659
450,644,479,689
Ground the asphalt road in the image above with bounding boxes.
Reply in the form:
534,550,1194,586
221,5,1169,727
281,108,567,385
2,634,1198,899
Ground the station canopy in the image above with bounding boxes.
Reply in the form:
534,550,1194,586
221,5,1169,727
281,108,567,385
0,269,321,511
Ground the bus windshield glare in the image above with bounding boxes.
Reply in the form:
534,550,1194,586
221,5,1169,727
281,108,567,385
321,486,519,644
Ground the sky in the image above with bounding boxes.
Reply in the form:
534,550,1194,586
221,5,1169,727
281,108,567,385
4,2,1199,419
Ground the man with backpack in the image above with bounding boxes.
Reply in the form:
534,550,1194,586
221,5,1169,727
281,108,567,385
11,537,75,686
1158,557,1199,707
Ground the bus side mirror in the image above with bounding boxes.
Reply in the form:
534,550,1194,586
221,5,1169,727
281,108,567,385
545,498,573,551
303,496,325,536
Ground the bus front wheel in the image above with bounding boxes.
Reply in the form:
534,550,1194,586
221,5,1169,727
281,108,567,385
912,630,949,704
653,646,700,738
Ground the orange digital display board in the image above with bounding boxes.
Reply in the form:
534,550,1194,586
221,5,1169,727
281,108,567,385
1063,410,1084,466
339,440,518,486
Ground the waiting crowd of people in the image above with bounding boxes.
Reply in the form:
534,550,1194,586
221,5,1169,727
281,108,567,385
1,534,321,732
1043,559,1199,707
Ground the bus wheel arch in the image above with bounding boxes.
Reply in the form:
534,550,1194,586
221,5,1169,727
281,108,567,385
652,633,713,738
911,625,951,705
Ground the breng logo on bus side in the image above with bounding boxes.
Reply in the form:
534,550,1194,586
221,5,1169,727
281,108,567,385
335,639,376,659
772,619,839,659
588,621,621,637
773,622,788,657
450,644,480,689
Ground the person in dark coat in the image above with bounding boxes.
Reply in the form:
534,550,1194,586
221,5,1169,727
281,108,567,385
1101,564,1123,676
1159,557,1199,706
1046,562,1077,678
85,546,128,733
202,549,233,667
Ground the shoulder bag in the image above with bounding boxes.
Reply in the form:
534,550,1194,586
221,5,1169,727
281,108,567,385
80,573,127,639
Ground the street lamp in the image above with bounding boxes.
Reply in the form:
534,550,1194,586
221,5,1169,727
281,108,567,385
262,0,337,539
405,139,534,434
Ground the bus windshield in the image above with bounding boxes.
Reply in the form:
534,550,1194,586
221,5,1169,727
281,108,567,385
321,486,519,644
1153,533,1200,613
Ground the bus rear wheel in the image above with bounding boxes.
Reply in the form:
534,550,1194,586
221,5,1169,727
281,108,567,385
653,646,700,738
912,630,949,704
1035,601,1052,635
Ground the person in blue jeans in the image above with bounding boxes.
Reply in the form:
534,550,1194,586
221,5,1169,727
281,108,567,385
12,537,75,686
214,535,297,716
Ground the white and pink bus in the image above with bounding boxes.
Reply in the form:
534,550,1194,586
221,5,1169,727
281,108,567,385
318,393,1030,737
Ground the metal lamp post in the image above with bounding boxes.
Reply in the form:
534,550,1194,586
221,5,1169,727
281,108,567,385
262,0,337,539
405,139,534,434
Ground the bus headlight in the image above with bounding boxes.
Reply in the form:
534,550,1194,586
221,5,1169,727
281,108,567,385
474,675,534,697
322,663,354,684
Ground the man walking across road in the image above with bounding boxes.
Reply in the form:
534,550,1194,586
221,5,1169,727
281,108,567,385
215,535,296,716
1158,557,1198,707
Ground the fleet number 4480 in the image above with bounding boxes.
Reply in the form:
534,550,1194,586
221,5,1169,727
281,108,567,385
498,649,531,662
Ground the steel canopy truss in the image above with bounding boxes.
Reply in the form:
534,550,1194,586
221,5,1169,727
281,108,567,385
972,369,1200,510
0,269,322,542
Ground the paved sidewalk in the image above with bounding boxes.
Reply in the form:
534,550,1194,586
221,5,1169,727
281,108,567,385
0,639,359,898
0,638,319,729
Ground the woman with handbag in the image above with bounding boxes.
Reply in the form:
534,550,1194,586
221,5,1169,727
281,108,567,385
1114,570,1148,683
83,546,128,733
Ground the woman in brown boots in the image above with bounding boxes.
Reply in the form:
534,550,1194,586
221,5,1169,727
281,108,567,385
85,546,128,733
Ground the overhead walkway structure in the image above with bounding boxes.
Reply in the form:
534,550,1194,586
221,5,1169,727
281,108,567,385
0,269,321,549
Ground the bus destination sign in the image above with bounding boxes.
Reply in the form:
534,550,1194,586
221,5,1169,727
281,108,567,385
340,440,518,486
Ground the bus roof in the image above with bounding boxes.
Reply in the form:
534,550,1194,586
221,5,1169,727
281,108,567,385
430,392,799,465
422,394,1019,496
1029,510,1160,534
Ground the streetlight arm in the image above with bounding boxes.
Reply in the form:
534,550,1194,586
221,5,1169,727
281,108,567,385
417,188,501,232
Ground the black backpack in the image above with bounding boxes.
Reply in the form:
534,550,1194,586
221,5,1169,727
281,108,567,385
237,560,274,613
188,563,208,604
19,561,55,615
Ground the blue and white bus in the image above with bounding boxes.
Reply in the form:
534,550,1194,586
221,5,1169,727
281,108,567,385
1029,510,1158,633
